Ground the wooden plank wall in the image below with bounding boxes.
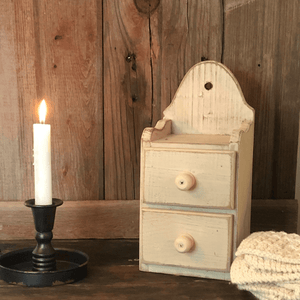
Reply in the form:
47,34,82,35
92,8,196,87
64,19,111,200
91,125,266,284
224,0,300,199
0,0,103,201
0,0,299,239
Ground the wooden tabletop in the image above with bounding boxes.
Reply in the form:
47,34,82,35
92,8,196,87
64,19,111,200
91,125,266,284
0,239,256,300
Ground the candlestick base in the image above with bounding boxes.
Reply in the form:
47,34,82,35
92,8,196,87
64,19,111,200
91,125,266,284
0,198,89,287
0,248,88,287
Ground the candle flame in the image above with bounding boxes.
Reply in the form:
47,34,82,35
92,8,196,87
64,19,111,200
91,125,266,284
39,100,47,123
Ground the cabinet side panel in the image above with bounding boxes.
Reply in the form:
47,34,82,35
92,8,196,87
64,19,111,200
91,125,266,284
235,124,254,249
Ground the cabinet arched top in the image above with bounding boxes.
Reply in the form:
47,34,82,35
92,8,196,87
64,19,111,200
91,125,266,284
163,61,254,135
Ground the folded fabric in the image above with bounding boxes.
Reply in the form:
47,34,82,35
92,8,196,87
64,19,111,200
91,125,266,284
230,231,300,300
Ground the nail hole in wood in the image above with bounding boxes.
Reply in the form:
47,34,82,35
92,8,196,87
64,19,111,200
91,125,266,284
126,55,132,63
132,95,138,102
258,64,261,67
54,64,57,68
126,53,136,63
204,82,213,90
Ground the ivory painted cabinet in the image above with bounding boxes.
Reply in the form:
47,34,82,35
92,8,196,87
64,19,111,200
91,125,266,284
139,61,255,281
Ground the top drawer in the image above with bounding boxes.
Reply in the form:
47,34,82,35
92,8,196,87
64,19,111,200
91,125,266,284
142,148,236,209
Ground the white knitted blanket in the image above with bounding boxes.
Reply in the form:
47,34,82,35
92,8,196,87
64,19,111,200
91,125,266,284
230,231,300,300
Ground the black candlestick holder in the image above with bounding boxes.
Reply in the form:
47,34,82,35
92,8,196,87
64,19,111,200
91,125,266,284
26,198,63,272
0,198,89,287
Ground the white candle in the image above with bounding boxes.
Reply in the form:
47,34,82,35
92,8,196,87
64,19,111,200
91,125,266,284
33,100,52,205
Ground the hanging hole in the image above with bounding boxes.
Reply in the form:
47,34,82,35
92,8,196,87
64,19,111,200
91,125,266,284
204,82,213,90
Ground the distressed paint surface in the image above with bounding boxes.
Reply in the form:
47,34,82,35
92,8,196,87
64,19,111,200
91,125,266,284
143,148,236,209
163,61,254,135
141,209,233,271
140,61,254,280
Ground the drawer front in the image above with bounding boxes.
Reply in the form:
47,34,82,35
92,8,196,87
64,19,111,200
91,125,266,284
142,148,236,209
141,209,233,271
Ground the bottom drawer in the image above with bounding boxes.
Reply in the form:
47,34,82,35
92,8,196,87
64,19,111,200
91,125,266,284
140,209,233,272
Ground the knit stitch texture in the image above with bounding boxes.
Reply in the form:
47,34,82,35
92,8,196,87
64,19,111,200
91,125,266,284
230,231,300,300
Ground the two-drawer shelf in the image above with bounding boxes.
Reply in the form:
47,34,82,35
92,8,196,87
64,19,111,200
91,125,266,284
139,61,254,281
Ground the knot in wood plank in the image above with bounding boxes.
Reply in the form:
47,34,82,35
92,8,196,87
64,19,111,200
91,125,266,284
134,0,160,15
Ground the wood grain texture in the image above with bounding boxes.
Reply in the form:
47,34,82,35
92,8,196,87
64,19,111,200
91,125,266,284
103,0,152,200
163,61,254,135
151,134,232,151
102,0,224,200
235,123,254,247
141,209,233,272
0,0,103,201
150,0,223,124
223,0,300,199
251,199,298,233
0,0,37,200
143,148,236,209
0,240,257,300
141,119,172,143
153,134,231,145
0,199,297,240
0,0,21,200
0,200,139,240
34,0,103,200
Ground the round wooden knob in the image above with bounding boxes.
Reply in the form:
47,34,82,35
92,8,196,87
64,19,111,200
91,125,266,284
174,234,195,253
175,172,195,191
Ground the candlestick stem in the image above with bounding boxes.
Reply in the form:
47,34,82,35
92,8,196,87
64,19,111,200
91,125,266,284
32,232,55,271
25,199,63,272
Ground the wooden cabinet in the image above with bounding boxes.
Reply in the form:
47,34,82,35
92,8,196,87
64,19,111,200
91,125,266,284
139,61,255,280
